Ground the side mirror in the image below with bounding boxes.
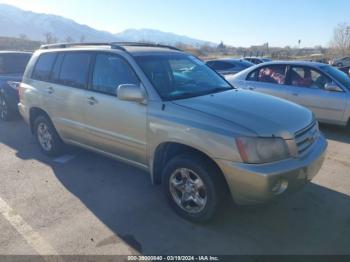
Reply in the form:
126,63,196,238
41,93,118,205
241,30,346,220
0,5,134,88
117,84,146,103
324,82,342,92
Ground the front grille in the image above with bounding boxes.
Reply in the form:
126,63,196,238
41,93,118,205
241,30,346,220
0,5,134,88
295,121,319,156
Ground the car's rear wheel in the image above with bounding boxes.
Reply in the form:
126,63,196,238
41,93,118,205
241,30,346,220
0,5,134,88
162,154,226,222
34,115,63,156
0,94,12,121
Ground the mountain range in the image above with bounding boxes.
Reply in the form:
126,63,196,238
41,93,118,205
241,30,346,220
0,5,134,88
0,3,214,47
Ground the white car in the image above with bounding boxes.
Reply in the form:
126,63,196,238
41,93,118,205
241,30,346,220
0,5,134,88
229,61,350,127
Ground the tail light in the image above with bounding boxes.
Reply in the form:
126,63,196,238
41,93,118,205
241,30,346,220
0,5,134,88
18,83,25,101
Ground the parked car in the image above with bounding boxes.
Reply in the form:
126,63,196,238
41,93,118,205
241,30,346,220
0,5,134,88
206,59,254,76
243,57,272,64
339,65,350,77
229,61,350,127
330,56,350,67
19,43,327,222
0,51,32,121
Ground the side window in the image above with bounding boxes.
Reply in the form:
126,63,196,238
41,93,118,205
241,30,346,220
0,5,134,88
59,52,92,89
208,61,234,71
91,54,139,95
247,69,259,81
32,53,57,81
0,54,31,74
257,65,287,85
217,61,234,70
290,66,331,89
50,53,64,83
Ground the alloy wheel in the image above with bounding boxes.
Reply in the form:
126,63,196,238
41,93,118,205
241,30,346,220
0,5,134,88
37,122,53,152
169,168,207,214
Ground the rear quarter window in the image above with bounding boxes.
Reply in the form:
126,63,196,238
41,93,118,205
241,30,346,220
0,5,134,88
32,53,57,81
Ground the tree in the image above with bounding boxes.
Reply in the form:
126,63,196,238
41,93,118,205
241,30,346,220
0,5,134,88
19,34,28,40
330,23,350,56
65,36,74,43
80,35,86,43
43,33,59,44
217,41,226,51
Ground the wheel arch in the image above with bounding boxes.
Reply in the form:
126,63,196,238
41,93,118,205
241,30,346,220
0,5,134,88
152,142,229,190
29,107,52,134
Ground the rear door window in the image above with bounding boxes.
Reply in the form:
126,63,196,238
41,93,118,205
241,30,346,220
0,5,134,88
255,65,287,85
50,53,65,83
32,53,57,81
58,52,92,89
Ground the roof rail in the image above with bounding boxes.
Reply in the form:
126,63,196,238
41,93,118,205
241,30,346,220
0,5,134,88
111,42,182,51
39,42,182,52
39,42,126,51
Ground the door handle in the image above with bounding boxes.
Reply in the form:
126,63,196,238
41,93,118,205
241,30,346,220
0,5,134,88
87,96,98,105
47,87,54,94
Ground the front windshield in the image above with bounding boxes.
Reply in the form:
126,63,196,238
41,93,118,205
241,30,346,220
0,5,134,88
321,65,350,90
135,54,232,100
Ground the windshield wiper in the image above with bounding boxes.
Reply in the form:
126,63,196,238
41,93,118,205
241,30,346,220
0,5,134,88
168,87,232,101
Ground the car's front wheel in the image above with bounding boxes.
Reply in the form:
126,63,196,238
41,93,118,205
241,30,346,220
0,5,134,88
0,94,12,121
163,154,226,222
34,115,63,156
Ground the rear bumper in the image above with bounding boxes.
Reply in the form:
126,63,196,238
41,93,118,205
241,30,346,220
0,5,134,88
216,135,327,205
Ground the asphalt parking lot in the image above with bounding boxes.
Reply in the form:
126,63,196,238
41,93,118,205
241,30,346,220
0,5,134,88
0,119,349,256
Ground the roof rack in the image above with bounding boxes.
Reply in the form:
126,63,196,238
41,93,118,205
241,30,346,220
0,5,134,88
40,42,182,51
39,42,126,51
111,42,182,51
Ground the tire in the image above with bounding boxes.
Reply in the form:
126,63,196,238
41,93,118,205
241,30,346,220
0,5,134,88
162,153,227,222
34,115,64,156
0,93,12,121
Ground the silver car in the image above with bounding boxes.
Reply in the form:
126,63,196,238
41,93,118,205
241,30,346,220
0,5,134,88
205,59,254,76
229,61,350,127
243,57,272,64
19,43,327,222
330,56,350,68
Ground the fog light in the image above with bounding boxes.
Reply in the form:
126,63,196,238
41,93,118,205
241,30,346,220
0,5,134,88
271,178,288,195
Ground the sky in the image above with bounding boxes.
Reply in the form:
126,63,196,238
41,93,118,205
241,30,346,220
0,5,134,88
0,0,349,47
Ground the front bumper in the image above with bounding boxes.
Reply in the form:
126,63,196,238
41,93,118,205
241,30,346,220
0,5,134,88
216,134,327,205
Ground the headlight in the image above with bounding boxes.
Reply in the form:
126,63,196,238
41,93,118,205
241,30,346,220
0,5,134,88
236,137,290,164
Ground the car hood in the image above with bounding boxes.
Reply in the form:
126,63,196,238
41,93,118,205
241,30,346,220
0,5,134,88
172,89,314,138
